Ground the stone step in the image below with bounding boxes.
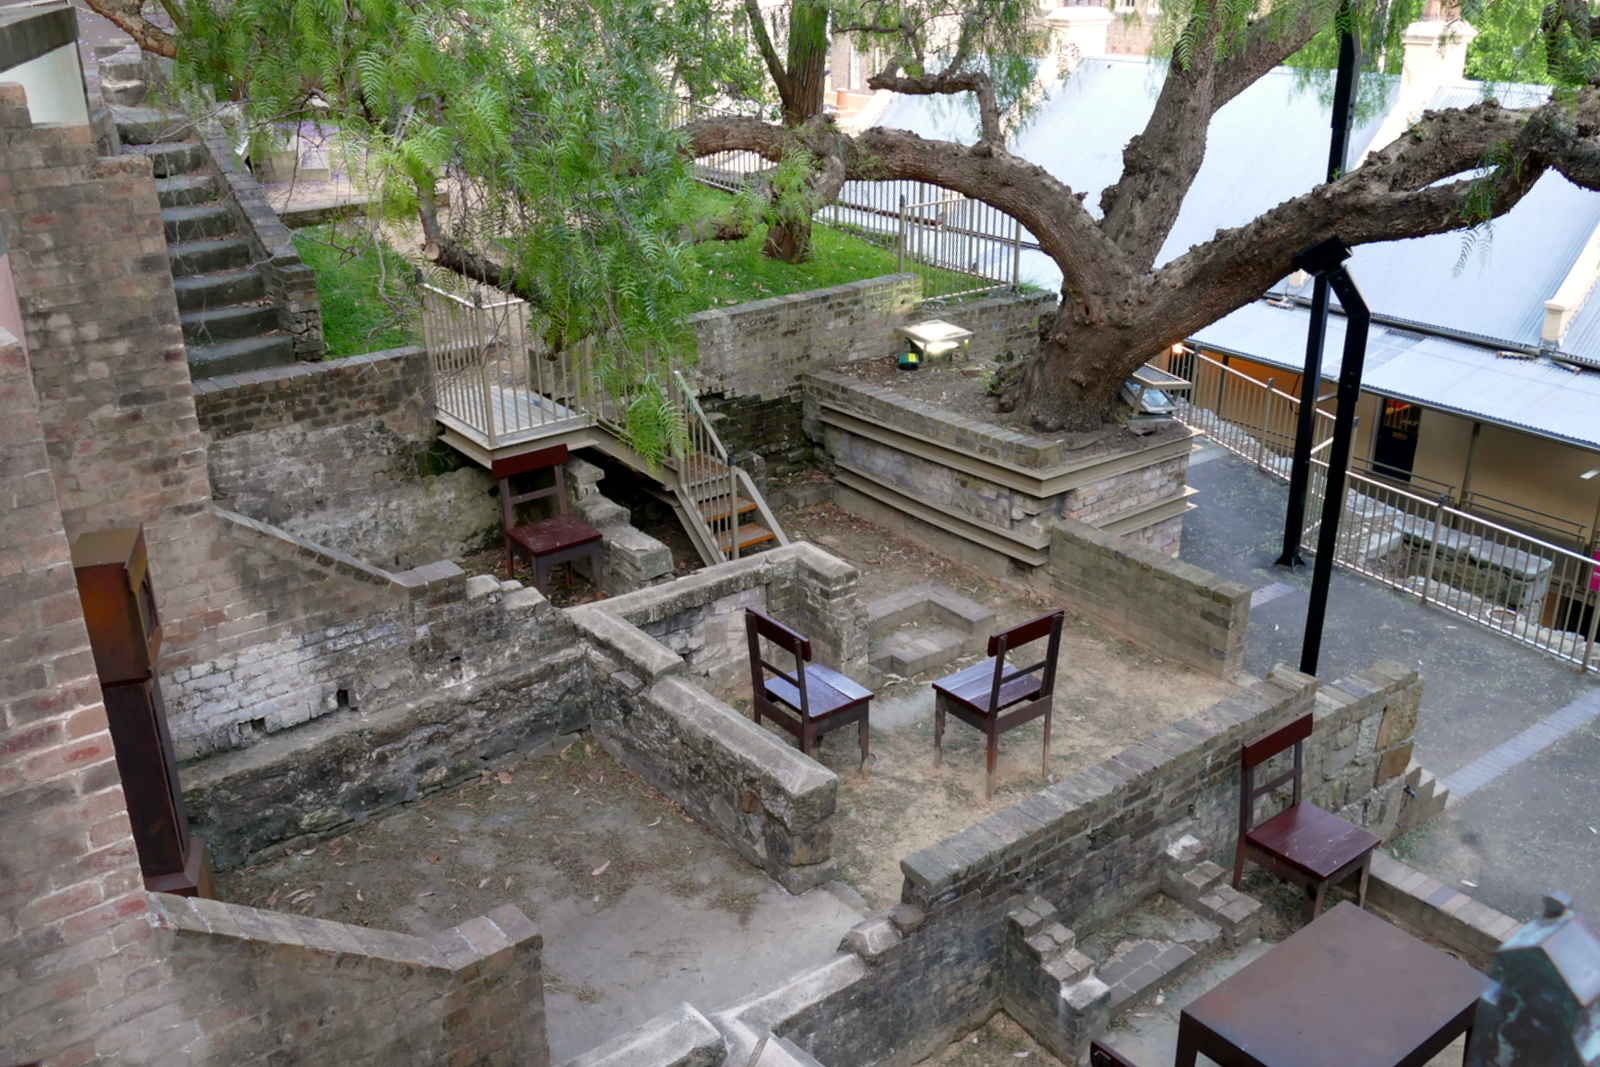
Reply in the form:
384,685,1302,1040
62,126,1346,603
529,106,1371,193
155,173,219,208
168,237,251,277
172,269,268,314
162,203,237,243
181,304,280,345
113,106,193,147
128,141,204,179
869,624,969,679
1097,938,1198,1014
186,334,295,379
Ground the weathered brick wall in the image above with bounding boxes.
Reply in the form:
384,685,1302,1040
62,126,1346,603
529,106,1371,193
0,321,169,1066
195,349,500,570
1044,517,1251,677
0,83,263,680
196,133,324,363
944,289,1057,366
150,894,548,1066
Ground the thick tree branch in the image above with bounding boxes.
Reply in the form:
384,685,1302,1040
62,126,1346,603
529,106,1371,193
742,0,794,105
1212,0,1339,111
82,0,176,57
415,183,546,308
868,68,1003,144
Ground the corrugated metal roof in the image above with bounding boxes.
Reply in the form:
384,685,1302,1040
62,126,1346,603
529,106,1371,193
1560,284,1600,361
1191,301,1600,451
875,58,1396,286
1343,172,1600,350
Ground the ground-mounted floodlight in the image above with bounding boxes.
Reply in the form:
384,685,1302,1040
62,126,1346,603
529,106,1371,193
896,320,973,371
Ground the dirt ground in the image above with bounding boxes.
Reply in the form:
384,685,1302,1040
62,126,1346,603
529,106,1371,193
919,1013,1065,1066
741,503,1238,907
215,739,748,933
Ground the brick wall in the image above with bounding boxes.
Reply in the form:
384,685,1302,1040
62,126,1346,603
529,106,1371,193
149,894,547,1067
194,348,500,570
0,321,168,1066
1043,517,1251,677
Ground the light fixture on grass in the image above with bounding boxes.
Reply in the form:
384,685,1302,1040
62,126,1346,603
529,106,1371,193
896,320,974,372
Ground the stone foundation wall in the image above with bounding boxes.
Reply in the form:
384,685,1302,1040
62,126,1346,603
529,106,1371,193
150,894,548,1067
196,132,324,363
1043,517,1250,678
194,348,504,570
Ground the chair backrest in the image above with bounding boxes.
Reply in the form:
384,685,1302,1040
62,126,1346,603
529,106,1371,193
493,444,571,531
983,608,1065,711
1088,1041,1140,1067
1239,712,1312,835
745,608,811,709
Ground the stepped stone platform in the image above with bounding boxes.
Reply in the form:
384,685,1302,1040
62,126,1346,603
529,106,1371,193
865,581,994,684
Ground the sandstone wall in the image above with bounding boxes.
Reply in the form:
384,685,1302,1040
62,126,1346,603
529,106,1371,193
1043,517,1251,678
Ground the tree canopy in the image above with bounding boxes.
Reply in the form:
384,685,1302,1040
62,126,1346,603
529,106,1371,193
92,0,1600,430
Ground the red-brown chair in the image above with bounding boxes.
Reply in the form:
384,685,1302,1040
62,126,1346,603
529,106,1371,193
745,608,872,774
931,609,1064,800
1233,712,1380,923
493,444,603,597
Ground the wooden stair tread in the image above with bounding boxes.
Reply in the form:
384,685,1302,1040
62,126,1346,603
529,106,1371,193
697,496,758,523
716,523,776,552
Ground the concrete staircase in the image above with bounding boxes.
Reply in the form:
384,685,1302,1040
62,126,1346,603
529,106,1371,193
115,110,296,377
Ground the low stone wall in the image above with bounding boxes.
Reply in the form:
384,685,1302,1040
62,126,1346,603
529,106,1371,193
197,132,324,363
578,661,1448,1067
570,543,865,893
1043,517,1251,678
150,893,549,1066
1367,852,1519,968
805,370,1198,581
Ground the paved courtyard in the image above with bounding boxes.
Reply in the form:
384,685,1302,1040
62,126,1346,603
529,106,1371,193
1182,441,1600,922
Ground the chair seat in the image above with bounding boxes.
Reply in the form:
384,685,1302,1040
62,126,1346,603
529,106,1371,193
1246,802,1381,880
765,663,872,720
932,657,1042,715
509,514,602,556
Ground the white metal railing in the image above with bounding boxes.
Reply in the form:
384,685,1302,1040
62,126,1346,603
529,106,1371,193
419,284,596,448
1161,346,1600,671
669,370,743,562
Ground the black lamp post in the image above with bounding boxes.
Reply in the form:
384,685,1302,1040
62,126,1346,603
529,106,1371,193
1279,10,1362,569
1292,236,1372,677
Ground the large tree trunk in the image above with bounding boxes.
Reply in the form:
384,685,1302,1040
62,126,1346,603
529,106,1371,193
762,220,813,262
758,0,829,264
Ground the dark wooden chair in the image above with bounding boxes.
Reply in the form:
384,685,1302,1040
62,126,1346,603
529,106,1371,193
745,608,872,774
493,443,603,597
931,609,1065,800
1233,712,1380,923
1088,1041,1141,1067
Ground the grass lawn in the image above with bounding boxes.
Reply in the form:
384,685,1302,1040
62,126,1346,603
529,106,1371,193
293,224,421,358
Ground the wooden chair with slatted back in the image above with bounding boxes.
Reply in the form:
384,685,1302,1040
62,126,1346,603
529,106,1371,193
1233,712,1381,923
493,443,603,597
931,609,1065,800
745,608,873,774
1089,1041,1141,1067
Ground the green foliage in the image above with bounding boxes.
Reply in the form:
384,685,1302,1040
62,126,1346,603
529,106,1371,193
292,224,419,357
173,0,757,466
1464,0,1555,83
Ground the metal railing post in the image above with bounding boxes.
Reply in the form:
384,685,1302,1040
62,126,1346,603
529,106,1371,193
1012,216,1023,289
1420,492,1448,607
897,194,906,276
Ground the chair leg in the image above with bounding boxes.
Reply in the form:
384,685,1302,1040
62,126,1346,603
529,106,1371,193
1356,854,1372,911
858,713,869,778
1231,841,1247,890
1305,879,1329,924
800,721,814,757
1041,706,1052,779
534,556,552,595
505,542,516,580
933,699,944,768
589,544,604,599
985,724,998,801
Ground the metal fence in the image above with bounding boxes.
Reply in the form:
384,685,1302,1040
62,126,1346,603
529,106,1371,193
1161,345,1600,671
672,103,1026,298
